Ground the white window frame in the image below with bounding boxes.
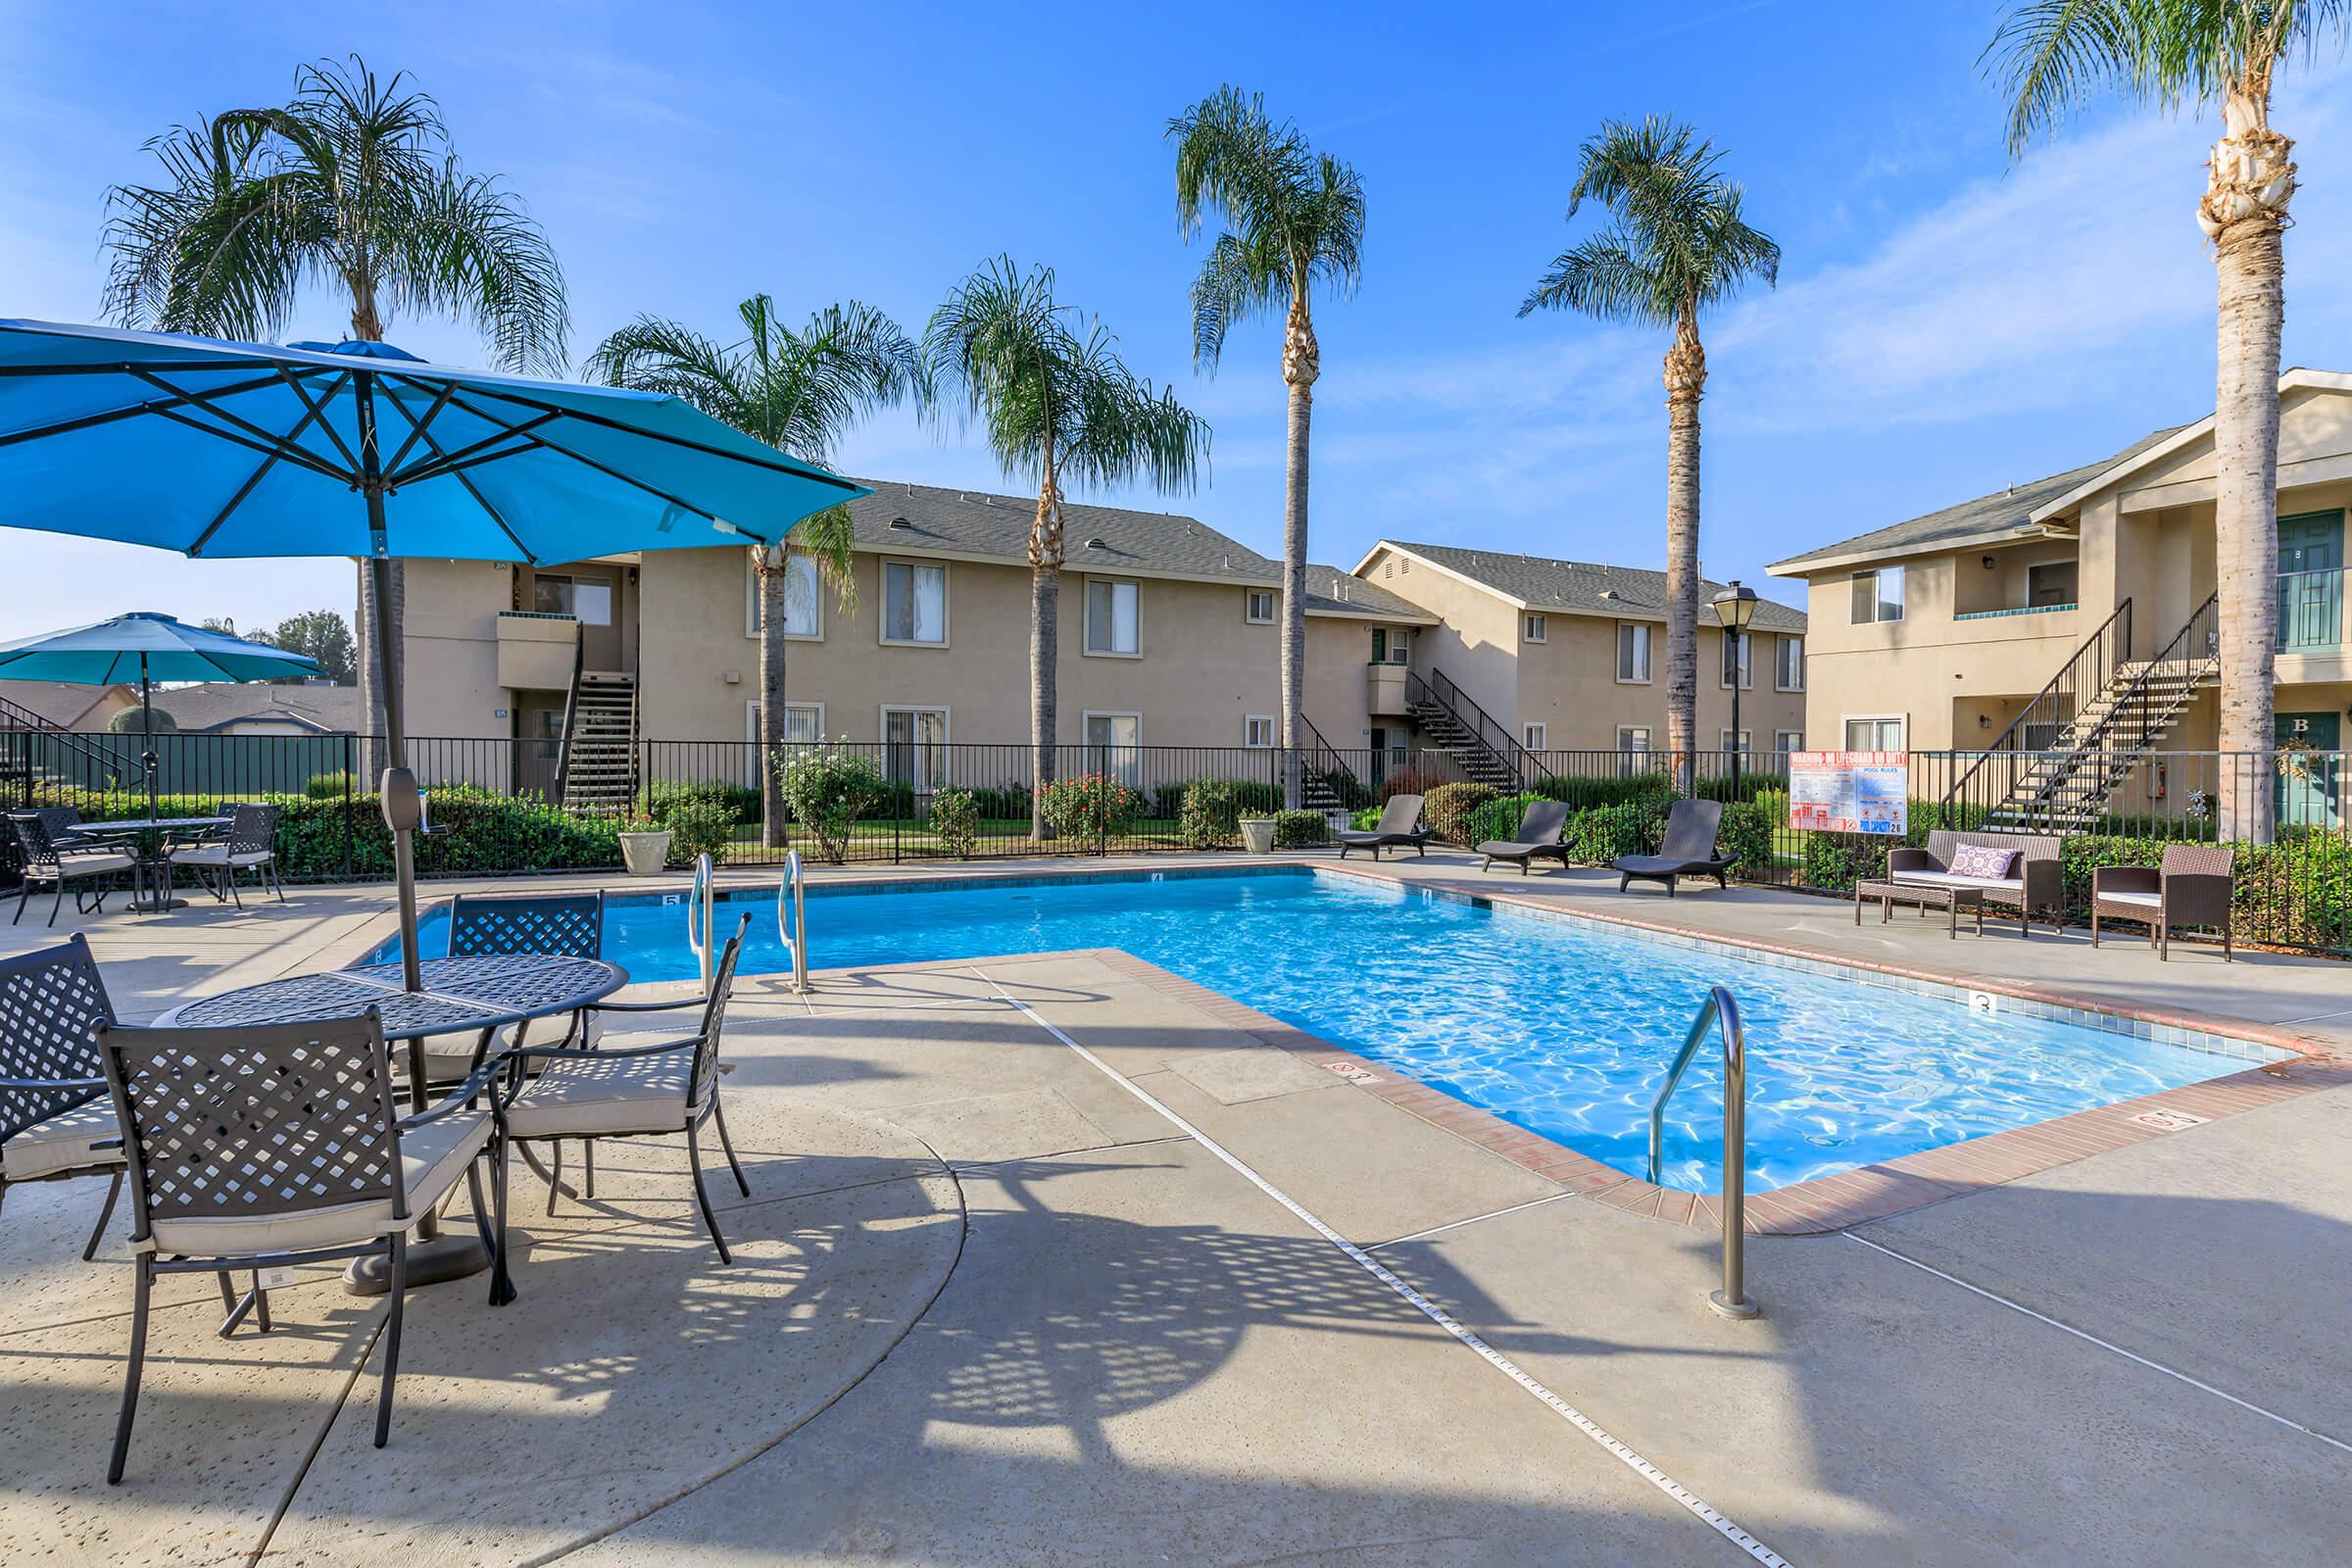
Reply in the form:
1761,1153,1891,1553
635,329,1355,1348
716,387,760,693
1774,633,1804,692
1850,566,1905,624
1523,612,1547,643
1719,728,1752,754
1085,577,1143,658
1244,713,1276,749
880,705,951,794
1245,589,1275,624
1522,722,1546,750
1719,630,1753,690
745,699,824,745
1616,725,1651,753
745,553,825,642
879,559,950,648
1615,622,1651,684
1082,710,1143,785
1776,729,1804,754
1842,713,1908,751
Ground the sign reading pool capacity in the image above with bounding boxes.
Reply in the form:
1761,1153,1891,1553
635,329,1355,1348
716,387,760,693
1788,751,1908,835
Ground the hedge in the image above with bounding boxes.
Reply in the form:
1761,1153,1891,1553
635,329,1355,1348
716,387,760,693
1179,778,1284,849
1271,808,1328,847
1422,781,1498,844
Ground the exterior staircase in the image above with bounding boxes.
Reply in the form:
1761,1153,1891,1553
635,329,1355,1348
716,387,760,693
1404,667,1533,790
558,671,641,811
1952,593,2220,833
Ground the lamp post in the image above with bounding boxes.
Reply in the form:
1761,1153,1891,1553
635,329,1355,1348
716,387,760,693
1711,580,1759,801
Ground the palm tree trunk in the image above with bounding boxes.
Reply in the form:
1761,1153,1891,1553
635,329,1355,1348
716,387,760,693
1030,472,1066,841
1662,315,1705,794
2204,78,2292,845
755,546,791,848
355,557,403,784
1281,297,1318,811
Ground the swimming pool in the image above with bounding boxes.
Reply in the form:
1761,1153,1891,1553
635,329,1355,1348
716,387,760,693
384,867,2269,1193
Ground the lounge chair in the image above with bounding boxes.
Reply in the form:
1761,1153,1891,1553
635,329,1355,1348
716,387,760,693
1334,794,1431,860
2092,845,2234,960
1477,800,1571,874
1612,799,1736,896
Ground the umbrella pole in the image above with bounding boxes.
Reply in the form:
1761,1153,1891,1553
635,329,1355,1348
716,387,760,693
140,653,158,824
357,370,424,997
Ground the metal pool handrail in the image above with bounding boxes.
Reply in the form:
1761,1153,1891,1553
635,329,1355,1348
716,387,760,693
1648,985,1758,1320
686,854,715,992
776,850,808,993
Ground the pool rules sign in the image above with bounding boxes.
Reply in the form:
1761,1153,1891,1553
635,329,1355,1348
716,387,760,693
1788,751,1908,835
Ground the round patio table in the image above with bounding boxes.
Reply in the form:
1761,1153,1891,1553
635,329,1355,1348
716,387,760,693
165,953,629,1294
65,814,230,912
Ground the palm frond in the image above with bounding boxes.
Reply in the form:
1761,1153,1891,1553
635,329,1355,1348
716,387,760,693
396,163,569,373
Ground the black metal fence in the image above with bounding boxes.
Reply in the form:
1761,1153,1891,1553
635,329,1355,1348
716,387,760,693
5,731,2345,953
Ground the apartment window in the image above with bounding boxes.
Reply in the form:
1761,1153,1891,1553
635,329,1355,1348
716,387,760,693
1719,631,1752,689
1720,729,1752,754
1372,627,1408,664
1086,578,1141,656
882,707,949,791
1616,725,1651,753
882,561,947,645
745,700,822,745
1245,714,1276,748
1522,722,1546,751
1084,711,1142,786
1776,730,1805,754
1616,623,1650,683
531,572,612,625
1523,612,1547,643
1775,634,1804,692
1850,566,1905,623
1843,715,1907,751
1245,589,1275,624
745,553,822,640
2028,559,2080,608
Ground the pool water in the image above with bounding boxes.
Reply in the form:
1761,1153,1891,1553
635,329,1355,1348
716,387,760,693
388,868,2262,1193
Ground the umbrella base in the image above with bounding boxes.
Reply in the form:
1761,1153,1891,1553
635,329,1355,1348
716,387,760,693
343,1234,490,1296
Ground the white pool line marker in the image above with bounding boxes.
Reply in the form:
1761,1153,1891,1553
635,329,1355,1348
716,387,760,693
973,969,1790,1568
1844,1232,2352,1456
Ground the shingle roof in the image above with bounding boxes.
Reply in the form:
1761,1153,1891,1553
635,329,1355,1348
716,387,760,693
843,479,1428,619
1378,542,1807,633
1765,424,2187,574
149,682,360,733
0,679,134,729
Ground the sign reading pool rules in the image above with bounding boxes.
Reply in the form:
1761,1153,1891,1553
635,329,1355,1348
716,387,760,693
1788,751,1909,836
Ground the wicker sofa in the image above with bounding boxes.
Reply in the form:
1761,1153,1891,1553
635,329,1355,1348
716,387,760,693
2091,845,2234,960
1886,830,2064,939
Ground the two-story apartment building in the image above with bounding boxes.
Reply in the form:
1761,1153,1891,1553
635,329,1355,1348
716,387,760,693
1768,369,2352,827
1354,541,1809,759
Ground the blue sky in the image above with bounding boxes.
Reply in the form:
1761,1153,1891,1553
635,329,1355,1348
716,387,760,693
4,0,2349,640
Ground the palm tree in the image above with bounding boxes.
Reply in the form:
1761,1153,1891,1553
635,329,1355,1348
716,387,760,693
587,296,923,846
101,55,568,779
1987,2,2349,844
1167,86,1364,808
923,258,1208,839
1519,118,1779,789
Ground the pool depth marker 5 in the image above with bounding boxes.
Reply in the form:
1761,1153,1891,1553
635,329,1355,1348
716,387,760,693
972,967,1792,1568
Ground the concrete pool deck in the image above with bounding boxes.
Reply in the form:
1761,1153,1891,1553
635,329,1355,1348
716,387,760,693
3,849,2349,1564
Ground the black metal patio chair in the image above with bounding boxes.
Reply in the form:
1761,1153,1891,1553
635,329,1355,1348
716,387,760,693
406,890,608,1089
95,1009,509,1484
499,916,753,1263
9,811,137,927
165,802,283,908
0,936,127,1260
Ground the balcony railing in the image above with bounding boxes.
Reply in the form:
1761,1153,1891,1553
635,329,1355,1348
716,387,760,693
2278,566,2346,653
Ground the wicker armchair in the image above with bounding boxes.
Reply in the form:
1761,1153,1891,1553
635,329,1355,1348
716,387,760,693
166,802,283,908
95,1010,508,1483
0,936,126,1260
500,916,753,1262
8,811,136,927
2092,846,2235,960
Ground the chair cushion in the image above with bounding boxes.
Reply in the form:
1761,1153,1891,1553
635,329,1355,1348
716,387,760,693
506,1049,698,1140
2,1098,125,1181
1947,844,2019,879
171,846,272,868
2100,889,2164,909
30,852,135,879
408,1009,602,1083
144,1109,490,1259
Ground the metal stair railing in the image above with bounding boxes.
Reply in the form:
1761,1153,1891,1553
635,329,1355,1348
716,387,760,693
1647,985,1757,1320
550,619,586,806
1941,597,2131,821
0,694,130,787
1404,667,1538,788
1296,712,1361,806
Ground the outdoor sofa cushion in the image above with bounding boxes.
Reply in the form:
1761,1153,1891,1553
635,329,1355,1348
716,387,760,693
503,1050,702,1140
141,1108,490,1258
1888,869,2024,894
1,1099,123,1181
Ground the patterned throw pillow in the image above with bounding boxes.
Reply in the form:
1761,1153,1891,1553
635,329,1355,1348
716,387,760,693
1948,844,2019,880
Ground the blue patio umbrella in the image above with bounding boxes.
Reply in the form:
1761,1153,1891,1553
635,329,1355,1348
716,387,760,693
0,318,869,988
0,611,320,821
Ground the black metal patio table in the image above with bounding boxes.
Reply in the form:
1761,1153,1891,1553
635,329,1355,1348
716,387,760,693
163,953,628,1293
65,814,229,912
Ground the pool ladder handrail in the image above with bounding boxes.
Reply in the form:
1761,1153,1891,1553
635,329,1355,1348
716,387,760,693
776,850,808,993
1647,985,1759,1321
686,854,716,993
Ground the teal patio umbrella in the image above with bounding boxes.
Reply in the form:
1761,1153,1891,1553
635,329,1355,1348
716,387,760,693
0,318,868,987
0,611,320,822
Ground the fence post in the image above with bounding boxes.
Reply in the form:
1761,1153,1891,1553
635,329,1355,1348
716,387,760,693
341,734,356,881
